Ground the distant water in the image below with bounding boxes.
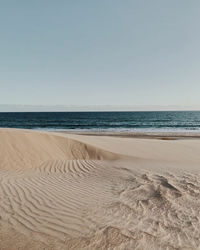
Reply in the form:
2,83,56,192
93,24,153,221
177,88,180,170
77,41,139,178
0,111,200,133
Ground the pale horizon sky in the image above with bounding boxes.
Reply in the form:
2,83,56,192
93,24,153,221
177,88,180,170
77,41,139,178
0,0,200,111
1,104,200,112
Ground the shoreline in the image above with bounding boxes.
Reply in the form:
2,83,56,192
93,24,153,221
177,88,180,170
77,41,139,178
1,127,200,139
55,130,200,140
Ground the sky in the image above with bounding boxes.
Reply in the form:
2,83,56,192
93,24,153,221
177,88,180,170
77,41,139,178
0,0,200,111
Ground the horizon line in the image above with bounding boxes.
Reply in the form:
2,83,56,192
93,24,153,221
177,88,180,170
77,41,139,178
0,104,200,112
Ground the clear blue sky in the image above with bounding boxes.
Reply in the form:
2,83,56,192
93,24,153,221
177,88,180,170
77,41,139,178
0,0,200,109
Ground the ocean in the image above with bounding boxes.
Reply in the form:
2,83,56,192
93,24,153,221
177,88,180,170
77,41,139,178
0,111,200,132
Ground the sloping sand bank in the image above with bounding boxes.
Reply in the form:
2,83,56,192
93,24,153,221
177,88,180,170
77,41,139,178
0,129,200,250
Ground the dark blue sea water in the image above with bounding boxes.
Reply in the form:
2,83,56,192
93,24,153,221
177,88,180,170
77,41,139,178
0,111,200,132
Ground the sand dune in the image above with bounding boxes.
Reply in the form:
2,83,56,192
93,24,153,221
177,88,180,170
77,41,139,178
0,129,200,249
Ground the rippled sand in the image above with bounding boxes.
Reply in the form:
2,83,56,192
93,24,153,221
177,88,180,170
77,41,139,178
0,129,200,249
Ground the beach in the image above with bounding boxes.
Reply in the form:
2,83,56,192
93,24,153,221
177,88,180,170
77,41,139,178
0,128,200,249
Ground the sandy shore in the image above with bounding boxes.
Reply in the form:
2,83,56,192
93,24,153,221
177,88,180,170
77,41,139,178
0,128,200,249
58,130,200,139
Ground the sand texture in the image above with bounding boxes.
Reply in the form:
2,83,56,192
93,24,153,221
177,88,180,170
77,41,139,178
0,129,200,250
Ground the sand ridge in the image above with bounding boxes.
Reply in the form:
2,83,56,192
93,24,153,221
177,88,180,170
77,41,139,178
0,129,200,249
